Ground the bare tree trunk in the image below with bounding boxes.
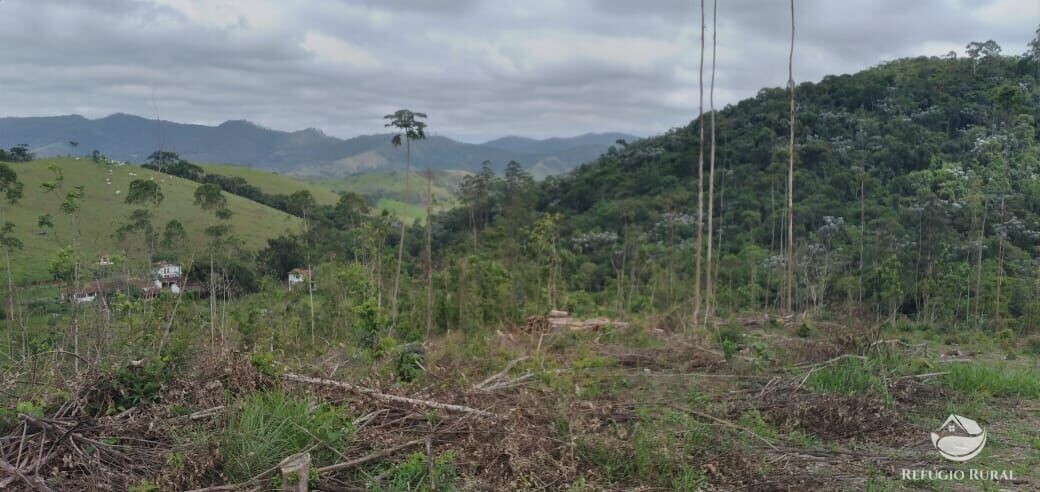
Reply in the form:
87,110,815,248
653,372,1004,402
4,247,22,358
785,0,796,314
704,0,718,324
210,254,215,341
693,0,705,325
391,139,411,326
304,209,316,345
994,195,1005,331
767,181,776,314
975,198,987,323
858,173,865,306
715,148,727,312
425,167,433,337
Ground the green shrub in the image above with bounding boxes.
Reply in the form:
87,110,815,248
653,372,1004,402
379,451,456,491
127,481,159,492
250,351,280,378
715,324,745,360
221,391,352,482
95,356,177,412
393,344,425,383
354,299,388,349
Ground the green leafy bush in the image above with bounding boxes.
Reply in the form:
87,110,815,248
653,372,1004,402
93,356,177,412
381,451,456,492
715,324,745,360
393,344,425,383
250,351,280,378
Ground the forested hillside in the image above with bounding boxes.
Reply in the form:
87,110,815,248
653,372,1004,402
422,49,1040,330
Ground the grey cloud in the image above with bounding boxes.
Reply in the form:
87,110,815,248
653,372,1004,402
0,0,1035,143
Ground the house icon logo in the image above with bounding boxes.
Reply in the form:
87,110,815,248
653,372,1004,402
930,414,986,462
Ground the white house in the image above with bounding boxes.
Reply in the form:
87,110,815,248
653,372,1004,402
72,292,97,304
98,254,114,266
153,262,182,280
67,283,105,304
288,268,311,290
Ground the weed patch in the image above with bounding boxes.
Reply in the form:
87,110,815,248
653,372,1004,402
375,451,457,491
942,362,1040,399
221,391,352,482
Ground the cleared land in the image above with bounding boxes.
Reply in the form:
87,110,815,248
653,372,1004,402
5,315,1039,489
3,158,302,282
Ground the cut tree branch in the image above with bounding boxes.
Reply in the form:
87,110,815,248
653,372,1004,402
282,373,499,419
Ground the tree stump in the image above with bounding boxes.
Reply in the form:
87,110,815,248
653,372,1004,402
279,452,311,492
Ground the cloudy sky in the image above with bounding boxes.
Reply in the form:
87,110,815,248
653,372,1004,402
0,0,1036,142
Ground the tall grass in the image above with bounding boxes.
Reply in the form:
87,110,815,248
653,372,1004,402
942,363,1040,399
805,353,912,403
221,391,352,481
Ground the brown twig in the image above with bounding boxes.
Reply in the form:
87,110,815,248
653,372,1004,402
316,440,423,475
0,455,54,492
473,356,529,390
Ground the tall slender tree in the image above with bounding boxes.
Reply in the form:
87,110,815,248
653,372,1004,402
705,0,718,323
423,149,435,336
384,110,427,328
693,0,706,325
193,183,230,341
785,0,796,313
124,178,164,263
0,165,24,356
288,190,318,344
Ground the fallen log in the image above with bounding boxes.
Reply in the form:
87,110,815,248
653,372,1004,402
282,373,499,419
473,356,529,391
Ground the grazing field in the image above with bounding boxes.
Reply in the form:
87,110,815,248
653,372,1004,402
319,169,466,221
2,158,302,282
201,164,465,222
200,163,341,205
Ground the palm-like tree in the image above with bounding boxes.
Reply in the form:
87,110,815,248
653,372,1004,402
383,110,427,328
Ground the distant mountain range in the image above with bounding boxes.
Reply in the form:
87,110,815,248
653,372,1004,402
0,114,637,178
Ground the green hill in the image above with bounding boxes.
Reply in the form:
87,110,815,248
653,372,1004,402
318,169,466,222
433,52,1040,326
199,163,465,222
200,163,340,205
1,158,303,282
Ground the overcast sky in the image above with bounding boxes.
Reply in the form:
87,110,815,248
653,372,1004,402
0,0,1036,142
